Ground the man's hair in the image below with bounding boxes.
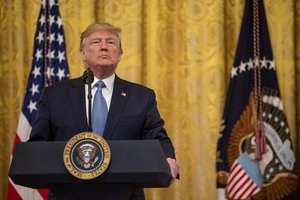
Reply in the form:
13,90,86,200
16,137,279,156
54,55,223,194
80,22,123,54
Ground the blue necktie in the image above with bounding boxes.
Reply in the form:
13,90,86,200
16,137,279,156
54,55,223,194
92,81,108,136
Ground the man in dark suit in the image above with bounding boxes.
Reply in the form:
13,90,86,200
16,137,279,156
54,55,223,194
29,22,180,199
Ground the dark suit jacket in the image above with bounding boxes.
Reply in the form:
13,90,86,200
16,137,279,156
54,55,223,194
29,75,175,199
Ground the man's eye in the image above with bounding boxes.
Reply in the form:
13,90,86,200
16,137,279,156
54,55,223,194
91,40,100,44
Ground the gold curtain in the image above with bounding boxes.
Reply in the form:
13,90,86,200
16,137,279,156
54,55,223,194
0,0,299,199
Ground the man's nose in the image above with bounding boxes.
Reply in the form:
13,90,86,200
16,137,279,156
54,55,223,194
100,41,108,51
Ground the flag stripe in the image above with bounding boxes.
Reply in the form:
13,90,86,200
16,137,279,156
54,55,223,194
236,179,253,199
37,189,49,199
226,154,262,199
7,179,22,200
16,113,32,142
227,165,243,191
9,178,43,200
231,176,250,198
227,162,241,185
229,161,239,174
248,184,260,198
227,170,246,194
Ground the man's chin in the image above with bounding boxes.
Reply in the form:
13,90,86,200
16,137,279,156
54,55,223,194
91,64,116,73
95,63,114,68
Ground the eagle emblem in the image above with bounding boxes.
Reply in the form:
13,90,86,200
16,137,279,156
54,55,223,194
77,143,99,169
63,132,111,180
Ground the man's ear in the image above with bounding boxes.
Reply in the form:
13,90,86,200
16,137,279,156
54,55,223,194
80,50,86,61
118,52,122,62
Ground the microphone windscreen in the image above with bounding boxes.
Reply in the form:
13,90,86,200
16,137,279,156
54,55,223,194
82,68,94,84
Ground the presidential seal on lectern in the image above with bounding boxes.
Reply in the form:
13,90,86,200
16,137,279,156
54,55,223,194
63,132,111,180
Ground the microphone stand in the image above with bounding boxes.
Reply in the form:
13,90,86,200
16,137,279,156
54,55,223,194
82,68,94,132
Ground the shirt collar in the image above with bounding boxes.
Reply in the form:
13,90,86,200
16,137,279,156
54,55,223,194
92,73,115,92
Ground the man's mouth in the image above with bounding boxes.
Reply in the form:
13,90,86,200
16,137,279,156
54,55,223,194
99,55,110,59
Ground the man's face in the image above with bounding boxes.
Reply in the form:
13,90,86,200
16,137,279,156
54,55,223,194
80,29,122,76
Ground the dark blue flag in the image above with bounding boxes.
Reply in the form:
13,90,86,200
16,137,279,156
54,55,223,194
216,0,298,199
8,0,69,199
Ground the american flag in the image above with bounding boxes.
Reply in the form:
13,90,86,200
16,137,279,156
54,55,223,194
7,0,69,199
216,0,298,199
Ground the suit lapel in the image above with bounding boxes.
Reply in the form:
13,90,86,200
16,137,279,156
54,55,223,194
103,76,129,139
68,78,88,133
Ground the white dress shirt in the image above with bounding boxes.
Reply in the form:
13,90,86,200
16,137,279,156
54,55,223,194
85,73,115,124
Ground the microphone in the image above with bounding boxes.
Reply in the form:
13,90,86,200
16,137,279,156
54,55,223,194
82,68,94,84
82,68,94,132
